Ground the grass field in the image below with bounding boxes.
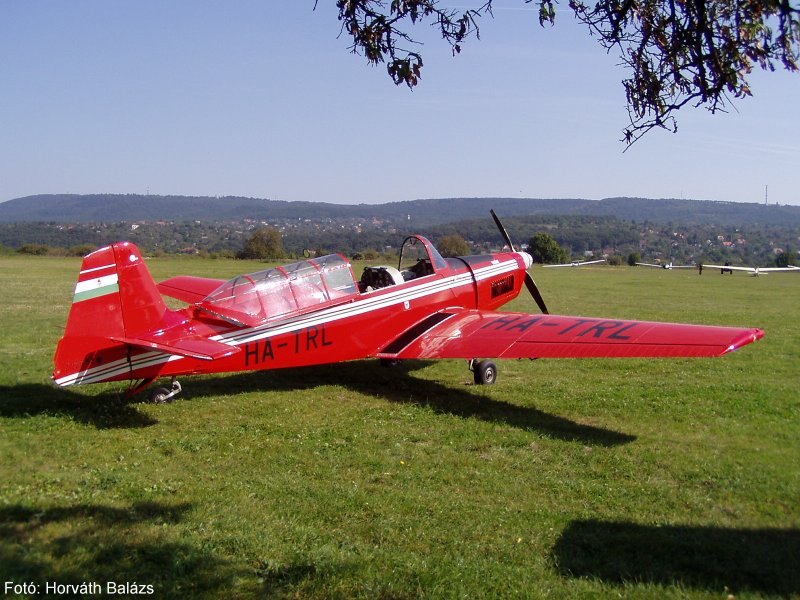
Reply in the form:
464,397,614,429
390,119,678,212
1,254,798,599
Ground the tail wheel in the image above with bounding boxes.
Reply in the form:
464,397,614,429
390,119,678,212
148,378,182,404
149,387,173,404
472,360,498,385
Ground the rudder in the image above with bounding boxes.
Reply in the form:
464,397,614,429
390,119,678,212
53,242,169,386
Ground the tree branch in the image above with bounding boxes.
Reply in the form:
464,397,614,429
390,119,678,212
329,0,800,145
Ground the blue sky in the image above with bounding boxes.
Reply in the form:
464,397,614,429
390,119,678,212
2,1,798,206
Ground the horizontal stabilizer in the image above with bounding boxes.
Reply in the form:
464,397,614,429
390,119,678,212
111,334,240,361
157,276,225,304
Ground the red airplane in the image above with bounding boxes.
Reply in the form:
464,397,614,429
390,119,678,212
53,212,764,403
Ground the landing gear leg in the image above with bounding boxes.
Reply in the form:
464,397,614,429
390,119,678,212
470,359,498,385
149,377,182,404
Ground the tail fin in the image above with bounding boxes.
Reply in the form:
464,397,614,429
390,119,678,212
53,242,169,386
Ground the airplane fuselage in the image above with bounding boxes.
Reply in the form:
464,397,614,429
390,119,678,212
53,250,529,387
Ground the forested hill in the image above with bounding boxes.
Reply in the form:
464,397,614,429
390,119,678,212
0,195,589,224
2,194,799,227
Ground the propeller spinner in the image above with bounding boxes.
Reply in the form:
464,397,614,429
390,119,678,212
490,209,549,315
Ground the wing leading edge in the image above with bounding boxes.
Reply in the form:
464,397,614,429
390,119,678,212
383,310,763,360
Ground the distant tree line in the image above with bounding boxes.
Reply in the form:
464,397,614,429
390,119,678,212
1,215,797,267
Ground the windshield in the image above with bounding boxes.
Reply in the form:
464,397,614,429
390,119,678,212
398,235,447,279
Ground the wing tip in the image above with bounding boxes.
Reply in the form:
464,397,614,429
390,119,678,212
723,328,765,354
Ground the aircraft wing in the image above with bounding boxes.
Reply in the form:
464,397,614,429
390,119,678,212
703,264,753,272
380,310,763,360
635,262,661,268
703,265,799,273
753,266,800,273
544,260,605,268
157,276,226,303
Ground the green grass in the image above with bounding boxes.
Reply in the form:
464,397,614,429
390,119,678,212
1,255,798,598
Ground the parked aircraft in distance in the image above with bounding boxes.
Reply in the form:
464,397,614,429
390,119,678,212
53,211,764,403
702,263,800,276
543,259,606,268
636,261,696,270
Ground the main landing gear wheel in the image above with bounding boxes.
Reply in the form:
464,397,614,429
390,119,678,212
149,378,182,404
471,359,498,385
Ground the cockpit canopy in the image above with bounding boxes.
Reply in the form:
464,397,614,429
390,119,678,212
398,235,447,278
358,236,449,292
199,254,357,326
196,237,448,325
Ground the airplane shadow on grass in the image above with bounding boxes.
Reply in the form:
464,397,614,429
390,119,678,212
0,501,239,599
184,359,636,447
553,519,800,596
0,383,158,429
0,360,635,446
